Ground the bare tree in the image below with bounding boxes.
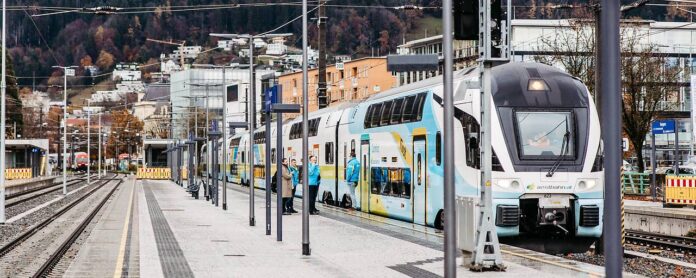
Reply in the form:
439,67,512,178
534,20,682,172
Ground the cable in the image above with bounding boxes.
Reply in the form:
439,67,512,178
20,8,61,65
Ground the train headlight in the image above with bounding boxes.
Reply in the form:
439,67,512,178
495,179,521,190
577,179,598,191
528,79,549,91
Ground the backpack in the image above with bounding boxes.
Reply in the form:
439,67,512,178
271,171,278,192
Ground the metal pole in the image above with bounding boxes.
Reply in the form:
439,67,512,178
301,0,311,256
98,113,101,178
675,119,680,175
87,109,90,184
0,0,6,224
651,130,656,201
223,66,228,210
276,107,283,241
442,0,455,275
206,85,210,199
62,72,67,195
249,37,256,226
265,107,272,235
599,0,623,275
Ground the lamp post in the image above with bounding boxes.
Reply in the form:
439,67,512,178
1,0,6,223
210,32,292,227
301,0,310,256
52,65,77,195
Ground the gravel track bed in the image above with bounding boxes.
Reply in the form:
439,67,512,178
561,249,696,277
626,244,696,265
5,180,86,219
46,185,122,278
0,181,96,247
0,180,118,277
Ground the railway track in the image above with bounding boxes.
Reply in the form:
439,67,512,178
625,230,696,254
5,174,93,201
5,178,88,209
0,175,117,258
33,178,124,277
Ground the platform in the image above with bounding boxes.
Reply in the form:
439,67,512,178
65,178,641,277
624,200,696,237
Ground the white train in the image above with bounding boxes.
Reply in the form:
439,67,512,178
203,62,604,253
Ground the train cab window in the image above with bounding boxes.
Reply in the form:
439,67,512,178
436,132,442,166
401,95,416,123
380,100,393,126
324,142,334,164
390,98,404,124
461,112,481,169
371,103,383,127
241,151,245,164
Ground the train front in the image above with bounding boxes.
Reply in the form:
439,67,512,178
489,62,603,253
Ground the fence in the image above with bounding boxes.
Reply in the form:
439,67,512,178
136,168,171,180
5,168,32,180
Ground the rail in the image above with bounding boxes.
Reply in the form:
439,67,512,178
0,175,116,257
33,178,123,277
624,230,696,254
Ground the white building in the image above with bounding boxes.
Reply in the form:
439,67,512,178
171,46,203,61
394,35,477,86
20,91,50,113
169,66,275,139
266,43,287,56
113,63,141,81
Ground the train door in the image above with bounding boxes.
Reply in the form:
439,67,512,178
413,136,427,225
359,138,370,211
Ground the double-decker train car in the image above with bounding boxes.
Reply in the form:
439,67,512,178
214,62,603,253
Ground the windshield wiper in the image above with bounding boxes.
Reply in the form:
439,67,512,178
546,121,571,177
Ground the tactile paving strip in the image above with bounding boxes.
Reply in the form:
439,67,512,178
143,182,194,277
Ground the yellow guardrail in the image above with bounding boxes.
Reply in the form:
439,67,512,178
665,175,696,205
5,168,32,180
136,168,171,180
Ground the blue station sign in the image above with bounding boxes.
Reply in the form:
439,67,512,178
652,119,676,135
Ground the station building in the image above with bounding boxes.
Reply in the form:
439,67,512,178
277,57,396,117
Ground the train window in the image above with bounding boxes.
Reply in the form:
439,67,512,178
402,168,412,198
241,151,245,164
414,93,426,121
461,112,481,169
364,105,375,128
370,103,383,127
324,142,334,164
436,132,442,166
390,98,404,124
371,168,382,194
401,95,416,123
351,140,356,155
380,100,393,126
271,148,276,163
310,118,320,137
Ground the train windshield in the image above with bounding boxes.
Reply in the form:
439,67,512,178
515,111,574,159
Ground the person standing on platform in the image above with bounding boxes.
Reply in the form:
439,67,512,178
288,159,299,213
281,158,293,215
307,155,320,215
345,151,360,210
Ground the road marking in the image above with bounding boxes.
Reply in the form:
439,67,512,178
113,178,136,278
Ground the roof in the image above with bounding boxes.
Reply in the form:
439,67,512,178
143,84,170,102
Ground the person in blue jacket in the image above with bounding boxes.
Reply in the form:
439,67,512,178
307,155,320,215
345,151,360,210
288,159,299,213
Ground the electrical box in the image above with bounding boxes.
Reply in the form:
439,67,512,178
456,196,479,252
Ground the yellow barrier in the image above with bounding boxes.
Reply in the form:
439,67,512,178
136,168,171,180
5,168,32,180
665,175,696,205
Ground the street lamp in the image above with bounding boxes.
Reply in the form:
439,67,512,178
210,32,292,227
52,65,78,195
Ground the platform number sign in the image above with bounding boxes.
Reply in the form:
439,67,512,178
652,120,676,135
622,138,629,152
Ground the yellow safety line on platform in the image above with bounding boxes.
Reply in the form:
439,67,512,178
113,178,135,278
